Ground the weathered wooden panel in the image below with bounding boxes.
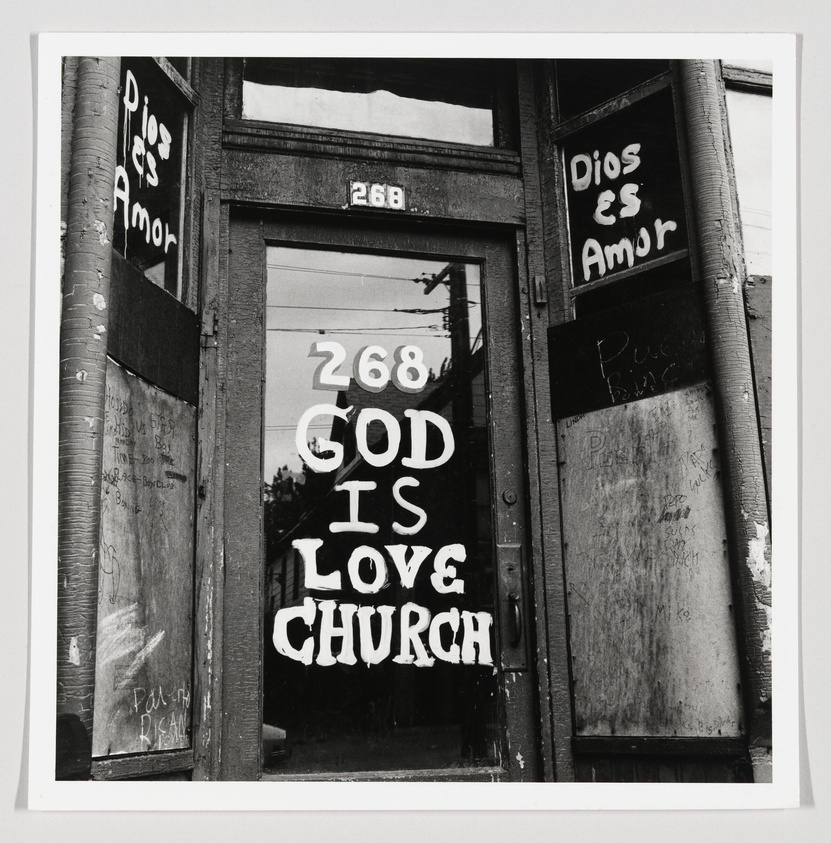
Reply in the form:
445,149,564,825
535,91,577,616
223,118,521,174
190,58,228,780
559,382,743,737
514,61,570,782
221,217,265,780
92,359,196,757
91,748,193,780
222,147,525,225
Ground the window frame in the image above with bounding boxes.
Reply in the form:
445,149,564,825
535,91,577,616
87,57,201,783
222,58,522,176
549,65,696,316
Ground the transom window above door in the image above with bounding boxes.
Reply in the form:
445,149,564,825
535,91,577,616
242,58,510,147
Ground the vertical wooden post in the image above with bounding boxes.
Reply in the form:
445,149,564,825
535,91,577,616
677,60,772,782
515,59,573,783
56,56,121,779
189,58,227,781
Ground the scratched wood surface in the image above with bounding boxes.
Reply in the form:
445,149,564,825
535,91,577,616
222,147,524,226
221,216,265,780
559,382,744,737
92,359,196,757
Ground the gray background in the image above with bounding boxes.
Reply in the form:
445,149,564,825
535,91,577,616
4,3,827,839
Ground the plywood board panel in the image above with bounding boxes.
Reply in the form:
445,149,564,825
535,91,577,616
559,382,743,737
92,359,196,756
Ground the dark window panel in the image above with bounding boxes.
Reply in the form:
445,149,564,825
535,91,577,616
555,59,671,121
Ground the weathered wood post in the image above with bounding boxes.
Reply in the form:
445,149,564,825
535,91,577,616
677,59,773,782
57,55,121,779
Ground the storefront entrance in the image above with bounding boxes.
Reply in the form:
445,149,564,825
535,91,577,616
224,213,540,781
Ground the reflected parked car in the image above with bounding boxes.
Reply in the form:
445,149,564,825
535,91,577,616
262,723,290,768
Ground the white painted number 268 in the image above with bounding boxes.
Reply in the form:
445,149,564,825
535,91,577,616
350,181,405,210
310,340,428,394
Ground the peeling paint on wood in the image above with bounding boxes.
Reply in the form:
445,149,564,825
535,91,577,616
678,63,772,778
222,147,525,226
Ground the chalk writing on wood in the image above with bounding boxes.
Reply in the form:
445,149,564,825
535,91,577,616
92,359,196,757
548,283,708,419
558,383,744,738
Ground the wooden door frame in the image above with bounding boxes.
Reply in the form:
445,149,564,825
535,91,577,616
217,206,546,781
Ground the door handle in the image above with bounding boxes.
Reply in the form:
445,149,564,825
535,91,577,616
508,594,522,647
496,543,528,671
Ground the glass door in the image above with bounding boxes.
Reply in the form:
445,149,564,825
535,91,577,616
226,214,538,780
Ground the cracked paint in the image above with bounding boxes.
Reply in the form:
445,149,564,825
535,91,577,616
746,520,771,590
746,518,772,655
93,219,109,245
716,274,741,296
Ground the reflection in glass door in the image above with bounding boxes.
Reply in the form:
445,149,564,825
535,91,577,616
262,247,499,774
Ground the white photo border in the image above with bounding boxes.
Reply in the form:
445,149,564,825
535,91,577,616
29,31,799,811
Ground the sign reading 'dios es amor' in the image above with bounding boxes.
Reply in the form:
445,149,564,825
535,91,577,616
563,89,688,286
271,340,494,669
112,59,185,292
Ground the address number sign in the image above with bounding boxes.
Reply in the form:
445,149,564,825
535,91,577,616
349,180,407,211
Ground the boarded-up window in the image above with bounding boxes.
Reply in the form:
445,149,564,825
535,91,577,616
558,385,744,737
548,284,744,740
92,359,196,757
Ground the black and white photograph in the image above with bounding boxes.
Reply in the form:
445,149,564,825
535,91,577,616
14,25,810,825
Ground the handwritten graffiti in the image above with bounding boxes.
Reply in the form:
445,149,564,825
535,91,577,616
131,682,192,750
93,360,196,757
680,447,719,494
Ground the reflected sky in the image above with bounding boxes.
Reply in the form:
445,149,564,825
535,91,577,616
725,89,772,276
265,247,482,478
243,82,494,146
